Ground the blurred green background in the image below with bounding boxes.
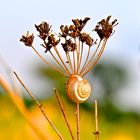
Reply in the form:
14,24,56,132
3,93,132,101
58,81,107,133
0,61,140,140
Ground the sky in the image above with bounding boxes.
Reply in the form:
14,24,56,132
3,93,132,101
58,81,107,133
0,0,140,111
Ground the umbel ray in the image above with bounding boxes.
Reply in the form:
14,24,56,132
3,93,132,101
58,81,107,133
20,16,118,103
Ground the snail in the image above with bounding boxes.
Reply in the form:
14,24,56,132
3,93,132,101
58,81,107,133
66,75,91,103
20,16,118,103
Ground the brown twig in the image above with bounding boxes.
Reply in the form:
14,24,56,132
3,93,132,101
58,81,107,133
93,100,100,140
66,52,74,74
54,89,75,140
76,103,80,140
13,71,64,140
81,39,107,77
73,51,76,74
31,46,68,77
49,50,69,75
77,42,84,74
53,47,70,75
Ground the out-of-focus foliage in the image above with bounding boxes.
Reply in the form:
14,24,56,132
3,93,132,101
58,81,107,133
0,92,140,140
0,61,140,140
93,62,127,100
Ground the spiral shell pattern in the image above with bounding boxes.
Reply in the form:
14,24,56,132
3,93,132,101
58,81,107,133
66,75,91,103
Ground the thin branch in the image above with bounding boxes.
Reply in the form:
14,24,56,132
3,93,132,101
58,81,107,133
81,39,107,76
73,51,76,74
76,40,81,73
77,42,84,74
74,38,80,74
31,46,68,77
79,39,102,76
66,52,74,74
76,48,79,74
79,45,90,75
93,100,100,140
54,89,75,140
13,71,64,140
76,103,80,140
49,50,69,75
53,47,71,75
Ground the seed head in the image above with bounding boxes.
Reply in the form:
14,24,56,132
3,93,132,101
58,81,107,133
35,22,52,40
20,31,34,47
94,16,118,39
20,16,118,77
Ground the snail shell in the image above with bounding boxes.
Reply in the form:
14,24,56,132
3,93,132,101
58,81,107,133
66,75,91,103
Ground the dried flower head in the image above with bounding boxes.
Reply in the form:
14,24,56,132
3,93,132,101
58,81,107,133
20,31,34,47
79,32,94,46
94,15,118,39
35,21,52,40
20,16,118,77
42,34,60,52
61,39,77,53
72,17,90,31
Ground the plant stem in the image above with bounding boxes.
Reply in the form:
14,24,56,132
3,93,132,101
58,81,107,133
79,45,90,76
73,51,76,74
93,100,100,140
77,42,84,74
14,71,64,140
66,52,74,74
79,39,101,76
31,46,68,77
54,89,75,140
49,50,69,75
53,47,70,75
76,103,80,140
81,39,107,77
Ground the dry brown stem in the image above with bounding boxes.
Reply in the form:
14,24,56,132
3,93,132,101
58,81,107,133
93,100,100,140
54,89,75,140
13,71,64,140
76,103,80,140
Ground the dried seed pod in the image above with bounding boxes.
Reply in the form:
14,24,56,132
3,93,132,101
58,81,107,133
20,31,34,47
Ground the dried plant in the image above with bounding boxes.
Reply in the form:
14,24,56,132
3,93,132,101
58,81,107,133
16,16,117,140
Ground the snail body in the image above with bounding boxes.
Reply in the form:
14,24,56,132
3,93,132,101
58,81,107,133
66,75,91,103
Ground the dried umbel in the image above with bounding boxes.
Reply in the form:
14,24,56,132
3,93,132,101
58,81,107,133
20,16,118,103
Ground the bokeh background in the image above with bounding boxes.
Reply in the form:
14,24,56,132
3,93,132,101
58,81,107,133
0,0,140,140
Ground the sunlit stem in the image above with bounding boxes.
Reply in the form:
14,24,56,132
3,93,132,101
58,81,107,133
77,42,84,74
81,39,107,77
93,100,100,140
73,51,76,74
76,47,79,74
14,72,64,140
66,52,74,74
49,50,69,75
53,46,71,75
78,44,90,75
77,39,81,73
75,38,80,74
31,46,68,77
54,89,75,140
79,39,102,76
76,103,80,140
